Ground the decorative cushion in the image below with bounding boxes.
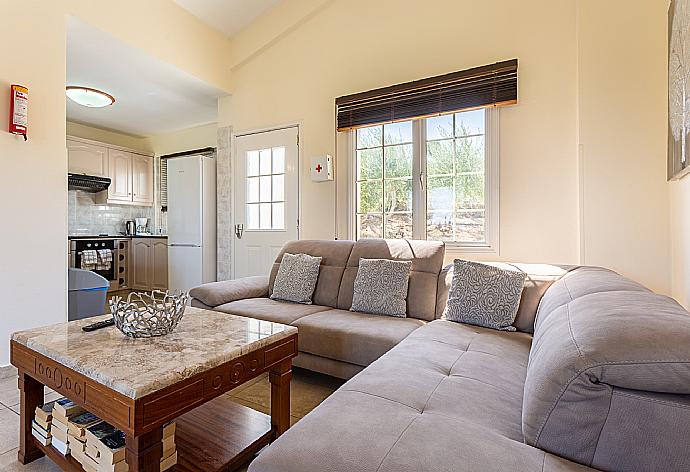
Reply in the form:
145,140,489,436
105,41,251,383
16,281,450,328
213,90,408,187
443,260,526,331
350,258,412,317
270,253,322,304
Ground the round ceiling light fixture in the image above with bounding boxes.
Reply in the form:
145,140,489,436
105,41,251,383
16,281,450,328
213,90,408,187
66,86,115,108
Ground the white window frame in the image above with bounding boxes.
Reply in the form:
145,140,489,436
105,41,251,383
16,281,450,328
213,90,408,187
348,108,500,254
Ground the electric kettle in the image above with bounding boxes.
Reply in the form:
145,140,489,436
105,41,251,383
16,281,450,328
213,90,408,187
125,220,136,236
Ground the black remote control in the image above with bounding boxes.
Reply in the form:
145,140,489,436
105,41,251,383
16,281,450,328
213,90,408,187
82,318,115,332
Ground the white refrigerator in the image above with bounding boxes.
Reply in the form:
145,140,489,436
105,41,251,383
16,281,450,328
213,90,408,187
167,155,217,293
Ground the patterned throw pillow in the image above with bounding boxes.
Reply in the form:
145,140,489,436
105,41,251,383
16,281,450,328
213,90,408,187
443,260,526,331
270,253,322,304
350,258,412,317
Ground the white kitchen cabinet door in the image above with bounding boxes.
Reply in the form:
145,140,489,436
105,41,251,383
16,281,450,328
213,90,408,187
131,238,151,290
151,239,169,291
132,155,154,205
108,149,133,202
68,140,109,177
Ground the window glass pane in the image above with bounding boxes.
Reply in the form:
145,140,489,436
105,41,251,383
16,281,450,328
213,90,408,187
456,210,485,242
272,175,284,201
383,121,413,145
272,202,285,229
357,214,382,238
455,109,485,136
385,213,413,239
455,174,484,209
259,176,272,202
247,204,260,229
456,136,485,173
384,179,412,212
259,149,271,175
272,147,285,174
384,144,413,178
357,125,382,148
427,176,454,211
427,211,453,241
357,181,383,213
426,140,453,176
357,148,383,180
426,114,454,141
247,151,260,176
247,177,259,203
259,203,272,229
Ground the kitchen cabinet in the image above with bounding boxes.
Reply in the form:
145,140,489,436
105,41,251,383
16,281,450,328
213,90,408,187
132,154,154,205
108,149,133,202
131,238,168,291
67,139,108,177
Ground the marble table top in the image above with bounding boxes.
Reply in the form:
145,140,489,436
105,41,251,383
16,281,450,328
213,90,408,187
11,307,297,399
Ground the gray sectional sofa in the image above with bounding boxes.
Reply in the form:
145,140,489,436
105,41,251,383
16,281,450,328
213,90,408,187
190,239,690,472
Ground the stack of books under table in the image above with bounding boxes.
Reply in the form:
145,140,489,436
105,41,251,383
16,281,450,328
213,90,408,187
51,398,86,456
161,421,177,472
81,421,128,472
31,400,55,446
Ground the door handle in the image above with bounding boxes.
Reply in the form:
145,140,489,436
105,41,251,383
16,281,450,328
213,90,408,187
235,223,244,239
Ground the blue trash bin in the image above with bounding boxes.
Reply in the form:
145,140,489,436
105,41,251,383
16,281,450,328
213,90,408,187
68,268,109,321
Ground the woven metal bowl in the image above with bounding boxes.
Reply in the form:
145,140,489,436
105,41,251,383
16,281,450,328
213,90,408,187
109,290,188,338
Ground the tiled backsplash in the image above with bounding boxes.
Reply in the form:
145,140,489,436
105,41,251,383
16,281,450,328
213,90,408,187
68,190,156,235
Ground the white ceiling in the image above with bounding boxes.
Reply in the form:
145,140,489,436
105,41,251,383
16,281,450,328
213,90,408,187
172,0,281,38
66,17,226,137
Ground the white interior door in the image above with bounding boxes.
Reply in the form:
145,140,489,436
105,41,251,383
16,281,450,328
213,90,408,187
234,127,299,278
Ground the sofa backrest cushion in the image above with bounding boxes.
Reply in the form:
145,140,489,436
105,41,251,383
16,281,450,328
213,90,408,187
436,262,575,333
337,239,445,321
523,269,690,471
269,240,354,308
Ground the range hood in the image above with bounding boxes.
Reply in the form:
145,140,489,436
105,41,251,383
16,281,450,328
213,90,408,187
68,173,111,193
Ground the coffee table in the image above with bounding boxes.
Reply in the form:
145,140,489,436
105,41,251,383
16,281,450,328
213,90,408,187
10,307,298,472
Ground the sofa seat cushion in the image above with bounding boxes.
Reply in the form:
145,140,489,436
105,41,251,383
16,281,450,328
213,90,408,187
249,319,593,472
214,298,330,325
292,309,425,367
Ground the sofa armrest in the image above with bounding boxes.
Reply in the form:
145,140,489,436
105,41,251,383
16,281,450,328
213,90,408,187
189,276,269,307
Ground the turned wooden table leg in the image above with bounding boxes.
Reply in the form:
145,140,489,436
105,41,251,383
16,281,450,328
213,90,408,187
125,427,163,472
17,369,44,464
269,359,292,438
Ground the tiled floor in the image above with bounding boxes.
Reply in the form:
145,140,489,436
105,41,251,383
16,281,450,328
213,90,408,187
0,366,344,472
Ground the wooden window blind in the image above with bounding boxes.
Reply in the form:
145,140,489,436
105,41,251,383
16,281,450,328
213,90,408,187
336,59,517,131
160,157,168,211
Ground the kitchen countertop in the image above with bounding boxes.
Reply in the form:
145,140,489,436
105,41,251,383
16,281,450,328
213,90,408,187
11,308,297,399
68,234,168,240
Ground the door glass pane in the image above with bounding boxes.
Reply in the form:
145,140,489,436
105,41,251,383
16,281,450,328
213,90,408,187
259,176,272,202
383,121,413,145
247,204,260,229
247,151,260,176
384,144,413,178
272,147,285,173
385,213,413,239
426,114,453,141
455,109,485,136
357,214,382,238
272,203,285,229
247,177,259,203
259,203,271,229
357,148,383,180
259,149,271,175
384,179,412,212
357,125,382,149
357,181,383,213
272,175,284,201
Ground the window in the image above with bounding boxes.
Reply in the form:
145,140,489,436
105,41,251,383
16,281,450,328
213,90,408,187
246,147,286,230
353,108,498,251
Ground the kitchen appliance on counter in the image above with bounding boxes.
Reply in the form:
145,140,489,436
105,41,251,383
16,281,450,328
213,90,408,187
69,237,130,292
167,155,216,293
125,220,136,236
135,217,149,234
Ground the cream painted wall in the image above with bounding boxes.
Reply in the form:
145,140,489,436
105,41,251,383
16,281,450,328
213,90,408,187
219,0,581,265
67,121,153,153
147,123,218,156
576,0,670,295
0,1,230,366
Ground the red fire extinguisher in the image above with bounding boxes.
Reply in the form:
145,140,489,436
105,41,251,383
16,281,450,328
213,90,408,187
9,84,28,141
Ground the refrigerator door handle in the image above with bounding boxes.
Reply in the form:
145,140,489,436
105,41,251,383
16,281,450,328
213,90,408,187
168,244,201,247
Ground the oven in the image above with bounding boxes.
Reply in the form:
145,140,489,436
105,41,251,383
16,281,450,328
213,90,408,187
69,238,125,292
